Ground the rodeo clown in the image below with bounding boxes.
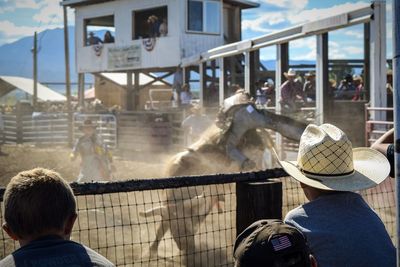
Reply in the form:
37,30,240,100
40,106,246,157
70,119,114,182
216,88,274,171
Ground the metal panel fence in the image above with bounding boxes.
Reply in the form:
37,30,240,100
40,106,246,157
364,105,394,146
0,169,395,266
74,114,118,149
1,113,117,148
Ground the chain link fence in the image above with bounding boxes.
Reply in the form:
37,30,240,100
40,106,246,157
0,169,395,266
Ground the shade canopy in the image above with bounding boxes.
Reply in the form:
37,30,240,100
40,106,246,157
0,76,66,101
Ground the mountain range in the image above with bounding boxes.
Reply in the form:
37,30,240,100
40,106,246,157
0,27,316,88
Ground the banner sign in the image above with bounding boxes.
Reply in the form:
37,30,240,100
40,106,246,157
108,45,141,69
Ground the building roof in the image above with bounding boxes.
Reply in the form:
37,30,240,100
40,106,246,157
224,0,259,9
61,0,259,9
0,76,67,101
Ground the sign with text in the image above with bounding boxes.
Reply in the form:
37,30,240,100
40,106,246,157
108,45,141,70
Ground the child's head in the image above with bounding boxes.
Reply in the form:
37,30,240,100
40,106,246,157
3,168,77,242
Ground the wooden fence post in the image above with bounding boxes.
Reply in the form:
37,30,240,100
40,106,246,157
236,180,282,236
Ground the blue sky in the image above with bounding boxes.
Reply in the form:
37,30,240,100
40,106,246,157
0,0,393,60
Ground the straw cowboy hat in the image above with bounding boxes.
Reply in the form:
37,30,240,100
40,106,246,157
276,124,390,191
79,119,97,131
284,68,297,78
352,75,363,83
304,71,315,77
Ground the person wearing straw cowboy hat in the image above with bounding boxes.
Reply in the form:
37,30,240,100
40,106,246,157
280,68,304,113
303,71,316,102
351,74,364,101
277,124,395,267
70,119,114,182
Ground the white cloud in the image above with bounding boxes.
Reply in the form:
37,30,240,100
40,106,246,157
242,13,285,32
259,0,308,10
0,5,13,14
32,0,66,24
329,40,340,48
290,38,316,60
343,46,363,54
0,0,44,13
289,2,369,24
343,30,363,39
16,0,43,9
244,1,370,34
0,20,60,45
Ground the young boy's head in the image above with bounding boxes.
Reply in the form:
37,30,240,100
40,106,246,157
2,168,77,243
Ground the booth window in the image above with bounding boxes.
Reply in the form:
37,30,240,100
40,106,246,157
132,6,168,39
187,0,220,34
84,15,115,46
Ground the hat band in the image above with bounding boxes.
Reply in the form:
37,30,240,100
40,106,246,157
300,168,355,180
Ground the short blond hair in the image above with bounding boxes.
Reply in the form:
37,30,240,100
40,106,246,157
3,168,76,238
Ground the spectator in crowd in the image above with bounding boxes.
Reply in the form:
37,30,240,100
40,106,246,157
181,105,212,146
335,73,355,100
70,119,114,182
371,128,395,178
87,32,102,45
264,80,275,106
280,68,304,113
147,15,160,37
234,219,318,267
277,123,395,266
303,72,316,102
180,83,192,107
351,75,364,101
387,69,393,107
159,17,168,37
0,168,114,266
255,81,268,106
172,66,183,106
103,30,115,43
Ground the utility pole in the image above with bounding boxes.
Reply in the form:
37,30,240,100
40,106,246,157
33,31,38,109
63,6,72,146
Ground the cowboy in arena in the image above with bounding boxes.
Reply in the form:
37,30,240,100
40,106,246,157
70,119,114,182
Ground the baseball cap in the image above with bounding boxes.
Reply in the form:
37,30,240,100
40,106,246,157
233,219,311,267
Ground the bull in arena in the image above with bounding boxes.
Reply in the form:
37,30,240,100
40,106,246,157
141,90,308,265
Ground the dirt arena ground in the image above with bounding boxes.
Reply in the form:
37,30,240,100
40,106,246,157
0,144,237,266
0,144,171,186
0,144,395,266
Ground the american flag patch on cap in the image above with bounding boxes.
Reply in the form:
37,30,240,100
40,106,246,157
271,235,292,251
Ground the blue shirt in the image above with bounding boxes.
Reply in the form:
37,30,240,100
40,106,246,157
0,235,114,267
285,192,395,267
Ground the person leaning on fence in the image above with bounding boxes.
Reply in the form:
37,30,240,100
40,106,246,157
70,119,114,182
275,123,395,267
0,168,115,266
233,219,318,267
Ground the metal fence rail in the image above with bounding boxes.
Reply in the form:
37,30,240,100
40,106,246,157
364,105,394,146
0,168,395,266
74,114,118,149
1,113,118,148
